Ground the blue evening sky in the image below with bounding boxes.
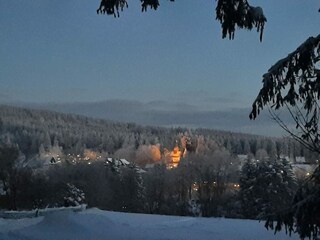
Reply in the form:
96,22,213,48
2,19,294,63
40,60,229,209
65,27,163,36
1,0,319,110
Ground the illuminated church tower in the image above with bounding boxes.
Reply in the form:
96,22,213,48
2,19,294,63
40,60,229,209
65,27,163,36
165,140,183,169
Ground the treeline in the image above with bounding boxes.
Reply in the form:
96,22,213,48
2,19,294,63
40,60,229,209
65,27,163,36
0,105,315,238
0,105,317,162
0,144,297,221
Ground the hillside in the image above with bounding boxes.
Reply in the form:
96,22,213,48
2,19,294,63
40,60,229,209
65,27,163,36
0,105,313,236
14,100,287,136
0,208,299,240
0,104,314,161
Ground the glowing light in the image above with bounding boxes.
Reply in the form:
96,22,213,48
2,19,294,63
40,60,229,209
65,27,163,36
166,142,185,169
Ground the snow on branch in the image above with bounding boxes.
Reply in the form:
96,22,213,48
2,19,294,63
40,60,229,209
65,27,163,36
0,205,87,219
250,35,320,152
215,0,267,42
250,34,320,120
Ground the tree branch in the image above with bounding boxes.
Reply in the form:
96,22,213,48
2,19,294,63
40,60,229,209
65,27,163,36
96,0,267,41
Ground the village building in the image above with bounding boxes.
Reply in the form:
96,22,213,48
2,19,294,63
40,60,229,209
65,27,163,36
164,141,187,169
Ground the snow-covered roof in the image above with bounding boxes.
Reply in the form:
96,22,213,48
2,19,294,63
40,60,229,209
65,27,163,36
119,159,130,165
145,163,155,169
237,155,248,161
136,168,147,174
292,163,316,173
106,158,130,166
295,156,306,163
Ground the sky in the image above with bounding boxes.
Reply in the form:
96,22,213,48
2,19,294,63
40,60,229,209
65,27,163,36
0,0,319,111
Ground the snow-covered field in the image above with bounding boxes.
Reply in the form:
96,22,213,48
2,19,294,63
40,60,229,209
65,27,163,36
0,208,299,240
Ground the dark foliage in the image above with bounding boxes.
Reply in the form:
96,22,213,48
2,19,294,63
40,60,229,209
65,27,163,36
141,0,160,12
0,145,20,210
265,166,320,239
215,0,266,42
250,31,320,240
96,0,266,41
96,0,128,17
250,35,320,153
239,158,297,220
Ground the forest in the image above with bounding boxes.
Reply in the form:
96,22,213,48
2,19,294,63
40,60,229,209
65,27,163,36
0,104,317,162
0,104,316,220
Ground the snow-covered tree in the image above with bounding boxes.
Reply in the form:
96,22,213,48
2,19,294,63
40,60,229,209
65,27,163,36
265,165,320,239
118,163,146,212
239,158,297,220
0,145,21,210
143,164,167,214
63,183,86,207
249,27,320,240
250,35,320,154
180,149,238,217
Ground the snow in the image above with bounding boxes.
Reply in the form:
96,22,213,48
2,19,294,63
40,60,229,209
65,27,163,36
119,159,130,165
0,208,299,240
0,205,86,219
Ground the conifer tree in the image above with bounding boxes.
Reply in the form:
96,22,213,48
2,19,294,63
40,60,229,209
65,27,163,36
239,158,297,220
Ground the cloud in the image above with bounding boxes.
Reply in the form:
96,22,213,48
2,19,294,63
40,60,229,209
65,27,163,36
168,90,249,111
16,99,292,137
0,92,15,103
0,93,10,99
